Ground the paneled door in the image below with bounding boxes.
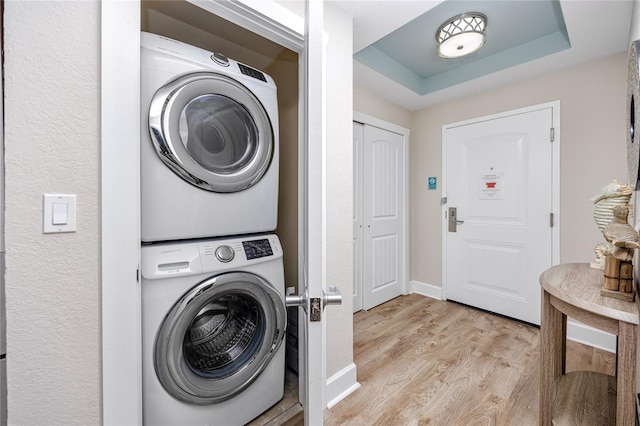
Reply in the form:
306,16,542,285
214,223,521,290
354,122,406,311
444,104,558,325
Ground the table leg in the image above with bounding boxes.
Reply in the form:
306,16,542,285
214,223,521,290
541,289,564,425
617,321,636,425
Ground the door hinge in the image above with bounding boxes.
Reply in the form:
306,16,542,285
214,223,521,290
136,268,140,282
550,127,555,142
550,213,554,228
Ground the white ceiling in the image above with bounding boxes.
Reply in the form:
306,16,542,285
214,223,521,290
333,0,635,111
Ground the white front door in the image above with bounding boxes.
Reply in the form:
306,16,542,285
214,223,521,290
443,104,559,325
358,123,406,311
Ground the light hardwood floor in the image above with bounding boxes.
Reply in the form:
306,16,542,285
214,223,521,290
324,293,616,425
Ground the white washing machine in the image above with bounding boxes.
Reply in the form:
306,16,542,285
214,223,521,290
141,234,286,425
140,32,280,242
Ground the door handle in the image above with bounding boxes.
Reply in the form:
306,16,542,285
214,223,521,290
285,286,342,321
448,207,464,232
323,286,342,307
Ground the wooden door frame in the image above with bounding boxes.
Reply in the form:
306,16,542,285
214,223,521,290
100,1,327,424
353,111,410,310
441,101,561,303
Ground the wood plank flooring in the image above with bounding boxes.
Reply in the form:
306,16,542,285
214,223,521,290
324,293,616,425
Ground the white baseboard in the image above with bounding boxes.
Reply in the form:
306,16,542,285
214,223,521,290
409,280,442,300
325,363,360,409
567,318,616,353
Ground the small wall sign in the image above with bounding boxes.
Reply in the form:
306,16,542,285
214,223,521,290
428,177,437,190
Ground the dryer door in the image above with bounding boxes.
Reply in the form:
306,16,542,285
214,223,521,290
154,271,286,404
148,72,274,193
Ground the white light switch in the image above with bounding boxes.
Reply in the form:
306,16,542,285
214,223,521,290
44,194,76,233
52,202,68,225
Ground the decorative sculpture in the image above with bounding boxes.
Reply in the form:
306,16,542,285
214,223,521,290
591,181,637,301
590,180,633,269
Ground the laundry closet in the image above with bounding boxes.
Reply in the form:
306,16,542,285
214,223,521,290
140,1,301,423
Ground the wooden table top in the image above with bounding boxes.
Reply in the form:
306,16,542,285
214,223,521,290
539,263,639,325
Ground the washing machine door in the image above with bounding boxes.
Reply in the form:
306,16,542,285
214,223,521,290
148,71,274,193
154,271,286,404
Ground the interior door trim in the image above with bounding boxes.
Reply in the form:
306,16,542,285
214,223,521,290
353,111,410,308
101,2,306,425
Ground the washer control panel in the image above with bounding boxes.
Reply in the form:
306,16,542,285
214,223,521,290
242,239,273,260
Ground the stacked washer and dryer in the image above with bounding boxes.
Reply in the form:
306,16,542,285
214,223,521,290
139,32,287,425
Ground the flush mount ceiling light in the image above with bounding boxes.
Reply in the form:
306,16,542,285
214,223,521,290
436,12,488,59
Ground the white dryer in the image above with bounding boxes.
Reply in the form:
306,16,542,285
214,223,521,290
141,234,286,425
140,32,279,242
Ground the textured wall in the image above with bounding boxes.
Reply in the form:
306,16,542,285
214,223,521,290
4,2,101,424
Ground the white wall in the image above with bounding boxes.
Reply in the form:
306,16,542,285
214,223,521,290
631,0,640,43
354,85,412,129
4,2,101,424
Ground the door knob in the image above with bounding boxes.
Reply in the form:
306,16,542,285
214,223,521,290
285,285,342,321
286,287,307,310
323,286,342,306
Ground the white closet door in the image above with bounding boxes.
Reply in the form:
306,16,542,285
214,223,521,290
360,124,405,310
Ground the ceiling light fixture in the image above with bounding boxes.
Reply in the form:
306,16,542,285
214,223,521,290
436,12,487,59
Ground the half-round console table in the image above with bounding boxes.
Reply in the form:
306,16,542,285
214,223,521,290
539,263,639,425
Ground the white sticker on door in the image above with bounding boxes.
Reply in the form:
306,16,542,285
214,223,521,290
479,171,504,200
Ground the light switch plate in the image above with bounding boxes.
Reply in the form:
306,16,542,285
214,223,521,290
43,194,76,233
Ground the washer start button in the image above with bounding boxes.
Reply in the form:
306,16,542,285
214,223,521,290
215,245,235,263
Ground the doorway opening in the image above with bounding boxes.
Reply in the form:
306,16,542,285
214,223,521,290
141,1,300,423
442,102,560,325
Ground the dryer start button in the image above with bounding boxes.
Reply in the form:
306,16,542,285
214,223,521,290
215,245,235,263
211,52,230,67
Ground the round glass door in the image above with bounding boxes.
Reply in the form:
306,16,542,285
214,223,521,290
154,272,286,404
179,94,258,175
148,72,274,193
